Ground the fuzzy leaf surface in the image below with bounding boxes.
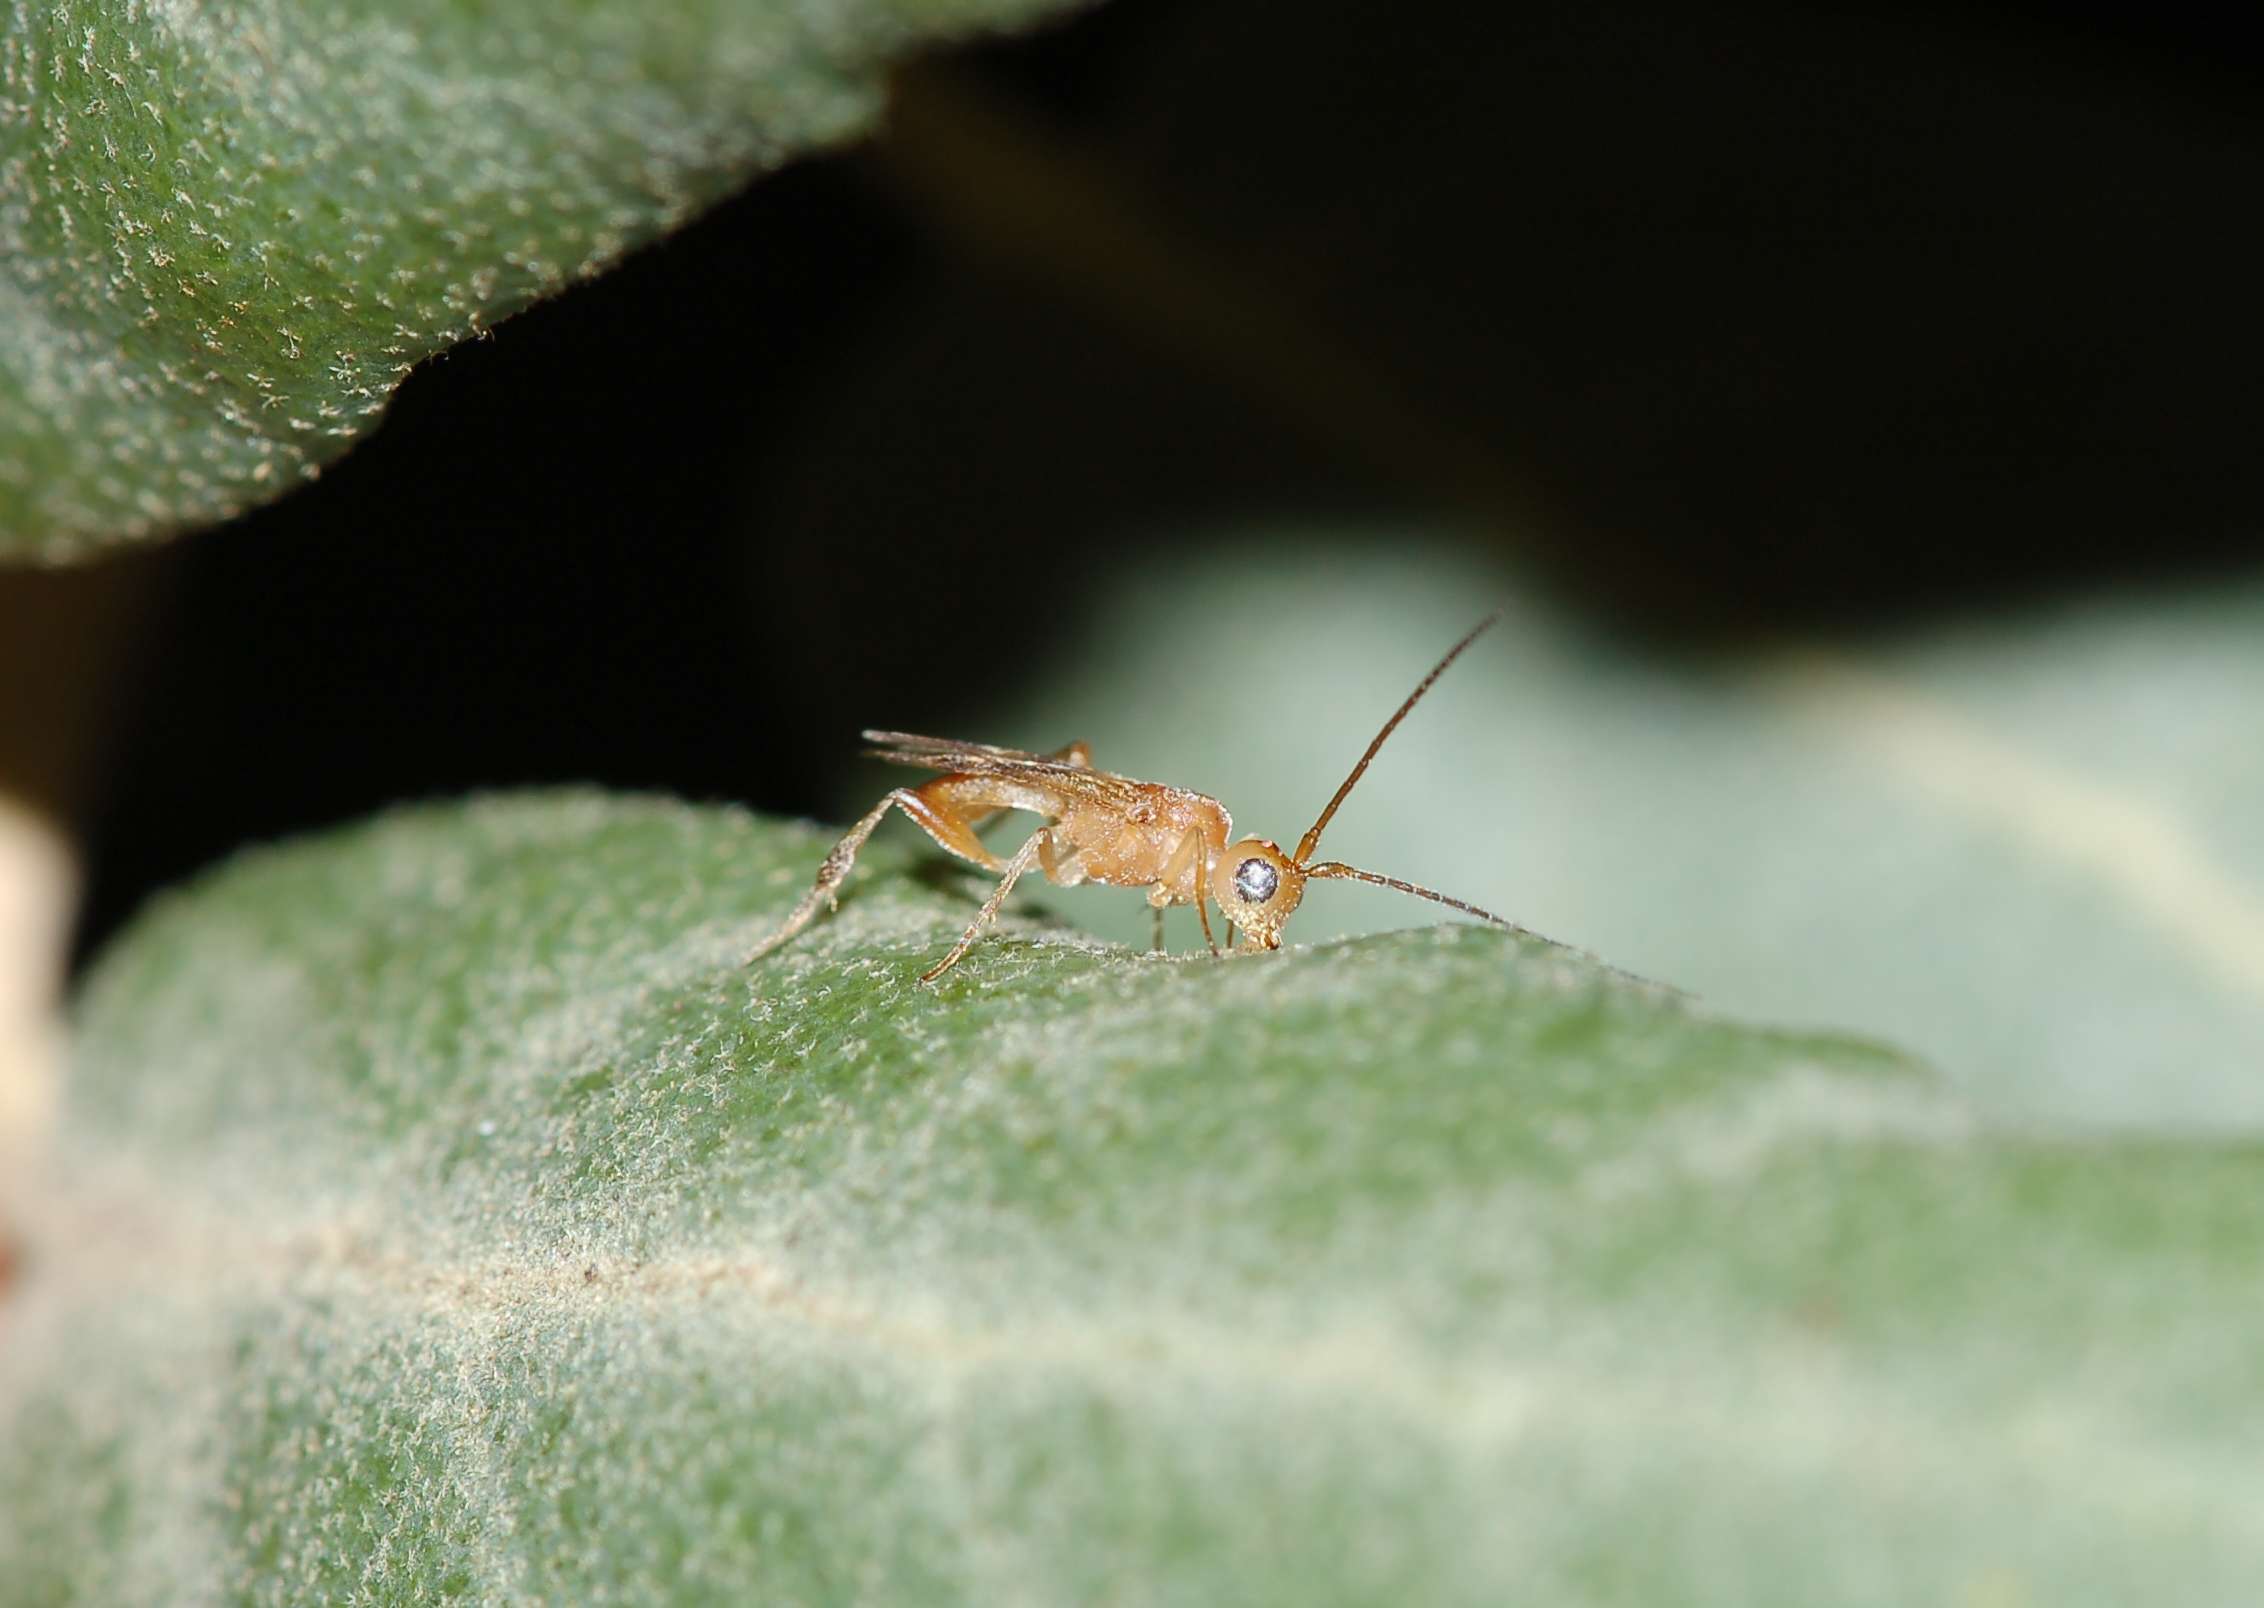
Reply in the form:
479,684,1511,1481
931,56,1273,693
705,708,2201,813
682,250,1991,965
3,795,2260,1603
0,0,1072,560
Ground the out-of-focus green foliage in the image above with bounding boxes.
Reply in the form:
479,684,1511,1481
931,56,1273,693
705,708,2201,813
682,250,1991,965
0,0,1077,561
994,533,2264,1130
5,794,2262,1602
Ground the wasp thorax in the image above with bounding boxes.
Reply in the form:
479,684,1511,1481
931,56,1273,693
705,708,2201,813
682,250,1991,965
1211,837,1306,948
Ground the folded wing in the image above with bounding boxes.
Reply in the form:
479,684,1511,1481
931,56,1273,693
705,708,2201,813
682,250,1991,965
861,730,1166,812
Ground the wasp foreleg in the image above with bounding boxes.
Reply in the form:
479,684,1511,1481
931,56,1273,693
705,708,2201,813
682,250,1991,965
1154,826,1221,958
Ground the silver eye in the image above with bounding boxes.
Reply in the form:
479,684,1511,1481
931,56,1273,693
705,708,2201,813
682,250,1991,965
1232,857,1280,905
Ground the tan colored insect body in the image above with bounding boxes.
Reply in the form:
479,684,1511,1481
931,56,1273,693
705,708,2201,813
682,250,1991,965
749,615,1535,985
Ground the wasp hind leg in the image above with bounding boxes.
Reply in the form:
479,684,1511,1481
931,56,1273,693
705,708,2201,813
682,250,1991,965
748,788,1003,967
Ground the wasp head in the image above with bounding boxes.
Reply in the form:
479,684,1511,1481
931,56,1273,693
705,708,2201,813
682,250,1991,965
1210,837,1309,949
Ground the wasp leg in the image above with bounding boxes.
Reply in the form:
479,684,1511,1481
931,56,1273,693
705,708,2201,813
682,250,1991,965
1193,878,1219,957
1154,826,1219,957
921,827,1059,985
748,788,1002,966
1150,904,1166,953
1038,830,1087,888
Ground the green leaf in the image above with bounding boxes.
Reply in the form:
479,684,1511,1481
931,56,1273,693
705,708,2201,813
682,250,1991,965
986,532,2264,1131
0,0,1075,562
6,793,2261,1602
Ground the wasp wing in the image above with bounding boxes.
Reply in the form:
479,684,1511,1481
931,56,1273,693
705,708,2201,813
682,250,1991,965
862,731,1065,769
861,730,1168,812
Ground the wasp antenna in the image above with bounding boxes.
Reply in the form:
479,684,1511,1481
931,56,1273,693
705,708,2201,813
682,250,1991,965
1304,860,1511,925
1305,859,1689,995
1294,612,1502,865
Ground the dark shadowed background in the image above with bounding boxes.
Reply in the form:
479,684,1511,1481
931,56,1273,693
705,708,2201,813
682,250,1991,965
18,0,2258,968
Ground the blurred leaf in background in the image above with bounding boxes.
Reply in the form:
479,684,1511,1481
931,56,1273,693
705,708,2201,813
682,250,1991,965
0,0,1085,560
7,795,2263,1602
983,533,2264,1131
